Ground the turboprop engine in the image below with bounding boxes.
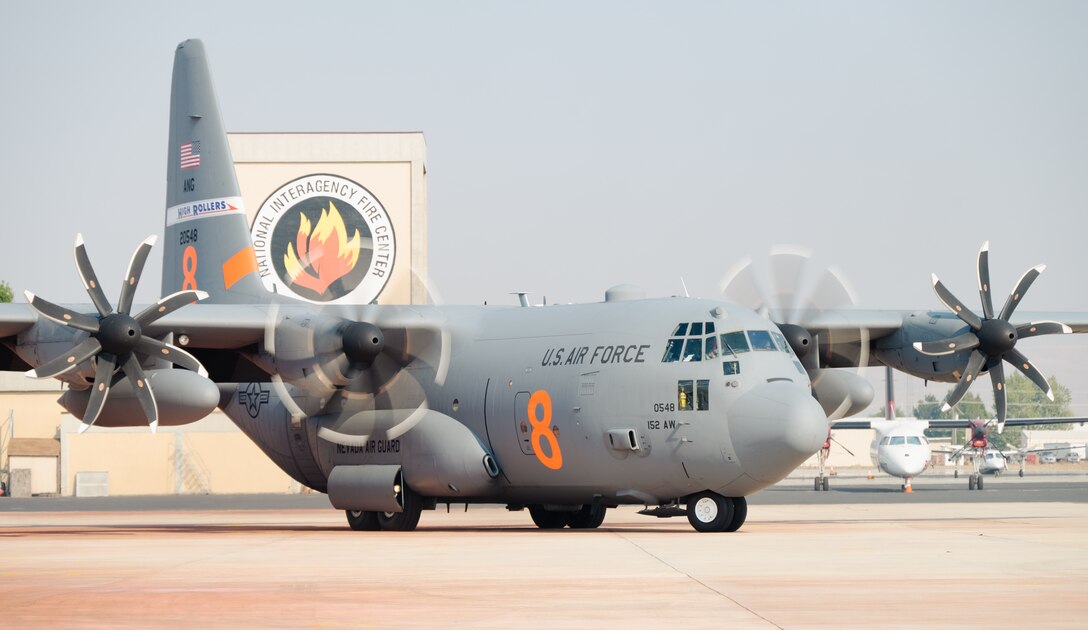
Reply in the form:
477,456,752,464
808,368,874,420
60,368,220,427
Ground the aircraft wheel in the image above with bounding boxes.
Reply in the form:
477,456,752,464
686,491,734,533
821,477,830,492
567,504,607,529
724,497,747,533
1019,469,1024,478
954,470,959,479
977,475,984,490
968,475,976,491
529,505,570,529
377,486,422,532
345,510,380,531
814,477,821,491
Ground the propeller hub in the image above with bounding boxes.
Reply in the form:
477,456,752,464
342,321,384,365
776,323,813,359
98,313,143,356
977,319,1017,356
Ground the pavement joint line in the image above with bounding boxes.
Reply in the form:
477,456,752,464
613,531,784,629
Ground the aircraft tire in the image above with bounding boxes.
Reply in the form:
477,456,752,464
977,475,984,490
954,470,959,478
377,487,423,531
529,506,570,529
686,491,734,533
345,510,380,531
1019,469,1024,478
567,504,607,529
821,477,829,492
724,497,747,533
968,475,976,491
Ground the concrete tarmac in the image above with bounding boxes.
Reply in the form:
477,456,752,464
2,481,1087,629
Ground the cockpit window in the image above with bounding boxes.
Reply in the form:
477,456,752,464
889,436,906,445
906,436,922,445
771,331,792,354
705,322,716,335
705,335,719,360
880,437,890,446
672,323,689,337
723,360,740,375
689,322,704,336
721,332,750,355
661,339,684,363
748,330,776,351
682,338,702,362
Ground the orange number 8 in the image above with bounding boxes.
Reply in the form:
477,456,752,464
528,390,562,470
182,245,198,290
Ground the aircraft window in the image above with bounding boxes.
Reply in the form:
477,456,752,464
672,323,689,337
721,332,750,355
748,330,776,351
682,338,702,362
678,380,694,411
890,436,906,445
661,339,684,363
771,331,792,354
723,361,740,375
705,322,716,335
906,436,922,445
880,437,890,446
705,335,719,360
696,379,709,411
689,322,704,336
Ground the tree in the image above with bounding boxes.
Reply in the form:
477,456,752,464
0,280,12,303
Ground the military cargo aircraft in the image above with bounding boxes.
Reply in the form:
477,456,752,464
1,40,1086,532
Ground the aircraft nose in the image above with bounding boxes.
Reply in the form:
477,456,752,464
729,381,828,484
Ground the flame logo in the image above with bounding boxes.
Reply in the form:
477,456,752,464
283,201,361,296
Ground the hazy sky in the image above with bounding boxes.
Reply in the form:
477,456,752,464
2,1,1087,413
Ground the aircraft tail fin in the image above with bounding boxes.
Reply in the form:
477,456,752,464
161,39,266,304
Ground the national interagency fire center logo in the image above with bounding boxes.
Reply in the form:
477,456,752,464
250,174,396,303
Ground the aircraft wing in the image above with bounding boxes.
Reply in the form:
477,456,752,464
924,417,1088,429
828,419,875,430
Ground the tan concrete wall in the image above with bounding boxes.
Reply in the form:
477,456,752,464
8,456,58,494
183,431,297,494
66,432,175,496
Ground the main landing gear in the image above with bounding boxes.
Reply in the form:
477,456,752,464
686,492,747,533
344,486,424,532
528,503,609,530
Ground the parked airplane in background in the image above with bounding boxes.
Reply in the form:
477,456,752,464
0,40,1087,531
828,369,1083,491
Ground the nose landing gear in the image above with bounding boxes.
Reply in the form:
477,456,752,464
686,492,748,532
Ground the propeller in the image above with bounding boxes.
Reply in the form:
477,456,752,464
264,302,451,446
720,245,868,370
24,234,208,433
914,242,1071,428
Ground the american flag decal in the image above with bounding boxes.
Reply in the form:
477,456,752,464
180,141,201,169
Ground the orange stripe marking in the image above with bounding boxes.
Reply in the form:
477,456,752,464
222,246,259,289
